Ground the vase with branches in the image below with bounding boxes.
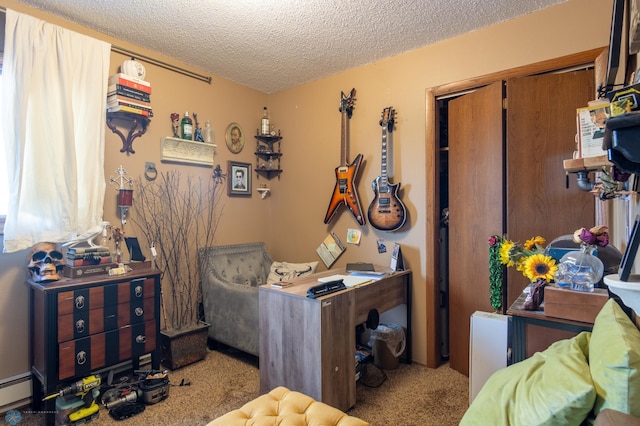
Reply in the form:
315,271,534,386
132,167,224,333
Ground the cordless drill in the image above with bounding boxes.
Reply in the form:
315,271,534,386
43,374,102,402
43,374,102,424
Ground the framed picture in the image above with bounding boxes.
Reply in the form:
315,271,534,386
228,161,252,196
225,123,245,154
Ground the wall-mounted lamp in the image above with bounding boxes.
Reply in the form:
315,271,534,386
109,165,133,226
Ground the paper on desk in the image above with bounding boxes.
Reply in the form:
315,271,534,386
317,274,373,287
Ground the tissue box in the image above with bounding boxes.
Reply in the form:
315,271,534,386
544,286,608,324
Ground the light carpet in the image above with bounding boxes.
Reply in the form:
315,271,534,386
16,347,469,425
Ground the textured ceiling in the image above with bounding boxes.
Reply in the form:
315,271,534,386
15,0,567,93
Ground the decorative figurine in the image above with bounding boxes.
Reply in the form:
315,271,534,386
27,242,64,282
213,164,226,184
171,113,180,138
194,112,205,142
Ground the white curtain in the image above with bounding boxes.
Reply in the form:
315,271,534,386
2,10,111,253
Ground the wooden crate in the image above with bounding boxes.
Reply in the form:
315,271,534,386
543,286,609,324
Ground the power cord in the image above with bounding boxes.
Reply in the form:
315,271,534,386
170,378,191,387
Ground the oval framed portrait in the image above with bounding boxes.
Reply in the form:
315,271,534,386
225,123,245,154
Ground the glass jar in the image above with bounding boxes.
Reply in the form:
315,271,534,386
553,245,604,292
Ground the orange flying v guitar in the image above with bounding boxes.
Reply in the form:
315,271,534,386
324,88,365,225
368,107,407,231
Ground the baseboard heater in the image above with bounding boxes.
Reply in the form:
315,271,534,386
0,372,31,413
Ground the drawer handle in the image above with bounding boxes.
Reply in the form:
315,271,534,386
135,285,143,298
76,351,87,365
75,295,85,309
136,335,146,344
135,307,144,317
75,319,85,333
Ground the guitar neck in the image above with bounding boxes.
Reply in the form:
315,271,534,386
340,110,350,166
380,127,389,187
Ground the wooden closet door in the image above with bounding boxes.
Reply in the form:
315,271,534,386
448,82,504,375
447,70,595,376
506,70,595,307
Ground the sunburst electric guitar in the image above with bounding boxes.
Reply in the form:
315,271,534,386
324,88,365,225
368,107,407,231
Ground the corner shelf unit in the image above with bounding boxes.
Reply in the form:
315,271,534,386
255,132,283,179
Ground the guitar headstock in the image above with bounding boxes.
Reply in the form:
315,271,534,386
379,107,395,132
339,88,356,118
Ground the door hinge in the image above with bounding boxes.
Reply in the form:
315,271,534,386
503,98,508,110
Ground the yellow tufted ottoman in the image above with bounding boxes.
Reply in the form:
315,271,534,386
208,386,369,426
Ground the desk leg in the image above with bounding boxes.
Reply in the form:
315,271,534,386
509,316,526,365
404,275,412,364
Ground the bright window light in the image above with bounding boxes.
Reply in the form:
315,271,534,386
0,77,6,217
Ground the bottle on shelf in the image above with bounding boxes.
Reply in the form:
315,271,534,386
204,119,214,144
100,221,110,249
181,112,193,140
261,107,270,135
268,156,274,170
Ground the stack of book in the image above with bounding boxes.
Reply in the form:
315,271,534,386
66,246,112,266
107,73,153,117
63,246,116,279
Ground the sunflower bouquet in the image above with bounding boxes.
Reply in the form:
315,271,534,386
488,235,558,312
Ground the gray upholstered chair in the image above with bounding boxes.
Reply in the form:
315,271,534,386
199,242,273,356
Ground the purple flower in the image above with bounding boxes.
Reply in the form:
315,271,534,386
579,228,597,245
596,233,609,248
488,236,500,247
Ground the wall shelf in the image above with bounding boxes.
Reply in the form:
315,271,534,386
161,136,216,166
255,133,283,179
106,111,151,155
563,155,611,173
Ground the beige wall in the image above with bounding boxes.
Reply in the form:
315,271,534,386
0,0,612,390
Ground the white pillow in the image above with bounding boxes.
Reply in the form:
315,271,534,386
267,261,318,285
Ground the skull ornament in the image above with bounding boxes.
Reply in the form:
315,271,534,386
27,242,64,282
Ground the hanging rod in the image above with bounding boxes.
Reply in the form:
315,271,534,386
0,6,212,84
111,45,212,84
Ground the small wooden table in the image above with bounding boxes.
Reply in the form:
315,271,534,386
507,289,595,364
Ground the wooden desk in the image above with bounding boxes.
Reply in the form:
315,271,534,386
507,289,594,364
259,268,411,411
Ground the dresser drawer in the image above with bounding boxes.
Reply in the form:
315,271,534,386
58,277,155,314
57,277,156,342
58,319,156,381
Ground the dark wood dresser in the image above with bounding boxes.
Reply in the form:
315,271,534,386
26,267,161,416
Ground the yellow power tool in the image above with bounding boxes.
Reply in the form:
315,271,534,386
43,374,102,424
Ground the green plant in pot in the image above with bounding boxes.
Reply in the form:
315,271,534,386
133,167,224,369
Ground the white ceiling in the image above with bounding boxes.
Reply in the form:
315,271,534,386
15,0,568,93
